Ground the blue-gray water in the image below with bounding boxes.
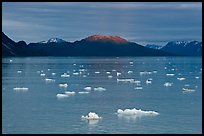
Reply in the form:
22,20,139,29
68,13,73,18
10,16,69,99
2,57,202,134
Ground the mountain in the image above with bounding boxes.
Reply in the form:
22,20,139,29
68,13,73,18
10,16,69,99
161,41,202,56
39,38,67,44
3,32,200,57
145,44,163,50
2,32,28,56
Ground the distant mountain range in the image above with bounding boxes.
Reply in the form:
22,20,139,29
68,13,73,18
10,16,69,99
2,32,202,57
145,41,202,56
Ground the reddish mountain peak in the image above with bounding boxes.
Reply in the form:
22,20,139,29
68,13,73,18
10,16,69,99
84,35,129,44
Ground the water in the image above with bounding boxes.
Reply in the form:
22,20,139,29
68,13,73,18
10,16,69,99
2,57,202,134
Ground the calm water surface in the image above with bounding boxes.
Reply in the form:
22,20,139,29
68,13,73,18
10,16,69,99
2,57,202,134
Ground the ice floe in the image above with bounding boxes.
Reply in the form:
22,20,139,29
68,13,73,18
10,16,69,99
117,108,159,116
78,91,90,94
56,94,69,98
40,73,46,76
127,71,133,74
61,73,70,77
84,86,92,91
129,61,133,64
166,73,175,76
59,83,68,88
177,77,185,81
65,91,75,95
182,88,196,93
140,71,152,75
146,79,152,84
164,82,173,87
45,78,55,82
134,87,143,90
94,87,106,91
81,112,102,120
117,72,121,76
73,72,79,75
13,87,29,91
108,75,113,78
17,71,22,73
106,71,111,74
95,71,100,74
52,73,56,75
195,76,199,79
9,59,13,62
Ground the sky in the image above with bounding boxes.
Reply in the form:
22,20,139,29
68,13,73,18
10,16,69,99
2,2,202,46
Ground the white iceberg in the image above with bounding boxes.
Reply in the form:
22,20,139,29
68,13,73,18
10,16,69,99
140,71,152,76
117,72,121,76
45,78,55,82
56,93,69,98
17,71,22,73
78,91,90,94
108,75,113,78
106,71,111,74
117,108,159,116
95,71,100,74
164,82,173,87
65,91,75,95
73,72,79,75
81,112,102,120
52,73,56,75
182,88,196,93
84,86,92,91
129,61,133,64
146,79,152,84
127,71,133,74
166,73,175,76
40,73,46,76
94,87,106,91
13,87,29,91
61,73,70,77
134,87,143,90
59,83,68,88
195,76,199,79
9,59,13,62
177,77,185,81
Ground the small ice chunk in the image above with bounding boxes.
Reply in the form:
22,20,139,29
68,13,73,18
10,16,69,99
94,87,106,91
112,69,116,72
95,71,100,74
166,73,175,76
9,59,13,62
73,72,79,75
48,69,50,71
117,72,121,76
108,75,113,78
164,82,173,87
129,61,133,64
52,73,56,75
45,78,55,82
40,73,46,76
56,94,69,98
184,84,190,87
17,71,22,73
81,112,102,120
117,108,159,116
106,71,111,74
59,83,68,88
182,88,195,93
127,71,133,74
78,91,90,94
84,87,92,91
65,91,75,95
61,73,70,77
177,77,185,81
37,71,41,74
146,79,152,84
153,70,157,73
13,87,29,91
134,87,143,90
83,75,87,77
195,76,199,79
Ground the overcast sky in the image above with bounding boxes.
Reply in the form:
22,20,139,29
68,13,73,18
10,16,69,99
2,2,202,46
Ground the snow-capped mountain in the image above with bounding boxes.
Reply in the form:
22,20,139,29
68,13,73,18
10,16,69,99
145,44,163,50
39,38,67,44
161,40,202,56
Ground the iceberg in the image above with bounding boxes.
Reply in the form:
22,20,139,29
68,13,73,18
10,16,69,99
13,87,29,91
164,82,173,87
61,73,70,77
117,108,159,116
177,77,185,81
56,94,69,98
94,87,106,91
45,78,55,82
108,75,113,78
78,91,90,94
40,73,46,76
84,86,92,91
65,91,75,95
182,88,195,93
59,83,68,88
166,73,175,76
17,71,22,73
127,71,133,74
134,87,143,90
81,112,102,120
